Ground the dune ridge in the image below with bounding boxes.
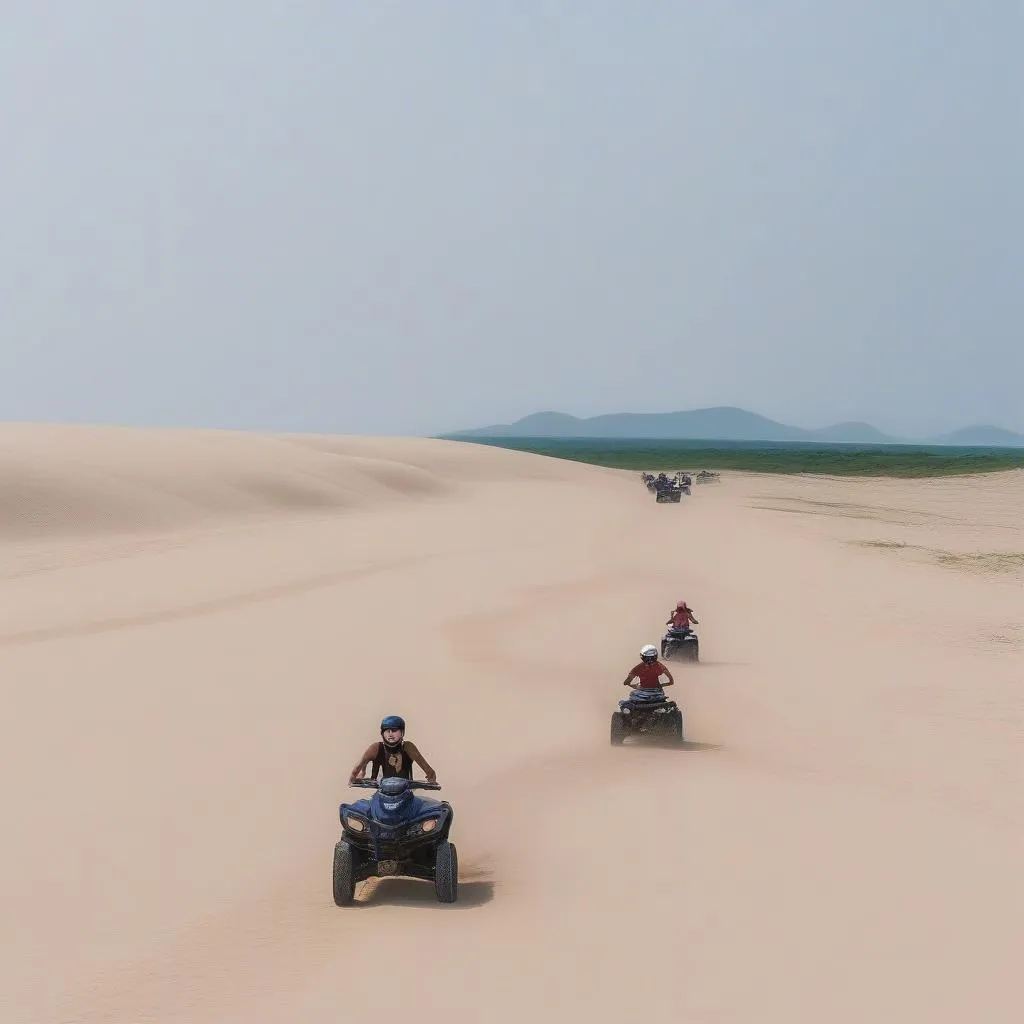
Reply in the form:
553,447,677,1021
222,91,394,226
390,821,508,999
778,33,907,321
1,425,1020,1024
0,424,605,543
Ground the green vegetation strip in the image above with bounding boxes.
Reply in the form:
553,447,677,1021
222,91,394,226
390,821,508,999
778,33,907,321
447,438,1024,478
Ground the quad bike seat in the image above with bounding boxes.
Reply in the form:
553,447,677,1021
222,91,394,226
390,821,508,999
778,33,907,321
619,695,677,712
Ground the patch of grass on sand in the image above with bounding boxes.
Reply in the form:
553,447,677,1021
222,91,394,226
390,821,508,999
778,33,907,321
853,540,1024,576
444,437,1024,478
749,499,919,522
931,551,1024,574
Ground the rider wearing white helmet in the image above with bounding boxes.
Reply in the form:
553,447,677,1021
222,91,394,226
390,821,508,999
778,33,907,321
621,644,675,696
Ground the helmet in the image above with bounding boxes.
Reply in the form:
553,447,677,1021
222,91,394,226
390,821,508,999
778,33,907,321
640,644,658,662
677,600,688,609
376,776,414,816
380,715,406,749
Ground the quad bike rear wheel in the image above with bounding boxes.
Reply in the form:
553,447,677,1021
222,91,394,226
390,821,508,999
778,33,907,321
610,712,626,746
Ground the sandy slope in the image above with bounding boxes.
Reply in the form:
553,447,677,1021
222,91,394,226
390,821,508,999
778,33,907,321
1,426,1020,1024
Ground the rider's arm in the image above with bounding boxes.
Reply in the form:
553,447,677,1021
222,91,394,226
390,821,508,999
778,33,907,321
349,743,378,782
660,665,675,686
403,741,437,783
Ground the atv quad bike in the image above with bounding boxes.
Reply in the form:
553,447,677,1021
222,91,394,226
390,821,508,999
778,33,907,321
610,689,684,745
673,472,693,495
661,627,699,662
334,777,458,906
655,486,682,503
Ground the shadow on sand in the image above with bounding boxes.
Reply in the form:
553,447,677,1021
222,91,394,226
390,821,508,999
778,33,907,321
620,737,724,752
687,660,752,669
354,876,495,910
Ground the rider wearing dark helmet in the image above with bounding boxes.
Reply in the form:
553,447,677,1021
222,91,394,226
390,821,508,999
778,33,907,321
349,715,437,784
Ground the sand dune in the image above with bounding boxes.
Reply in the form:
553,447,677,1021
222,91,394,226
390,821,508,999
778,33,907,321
1,427,1020,1023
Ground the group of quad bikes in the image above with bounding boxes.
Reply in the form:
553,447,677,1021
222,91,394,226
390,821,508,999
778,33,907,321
333,613,702,907
333,474,715,907
610,614,699,747
641,469,720,503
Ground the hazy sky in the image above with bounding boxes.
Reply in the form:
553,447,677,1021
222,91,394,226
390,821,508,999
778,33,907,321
1,2,1020,438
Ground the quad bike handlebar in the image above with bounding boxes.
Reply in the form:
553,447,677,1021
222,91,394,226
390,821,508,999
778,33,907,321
349,778,441,791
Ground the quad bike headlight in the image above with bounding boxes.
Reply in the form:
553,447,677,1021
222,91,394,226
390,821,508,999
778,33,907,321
344,815,365,833
421,818,438,833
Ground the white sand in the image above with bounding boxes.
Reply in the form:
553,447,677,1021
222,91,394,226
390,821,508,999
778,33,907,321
1,425,1020,1023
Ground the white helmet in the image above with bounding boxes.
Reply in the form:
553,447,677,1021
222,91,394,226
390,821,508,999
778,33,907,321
640,644,658,662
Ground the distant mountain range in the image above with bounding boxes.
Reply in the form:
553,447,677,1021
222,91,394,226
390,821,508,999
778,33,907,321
446,407,1024,447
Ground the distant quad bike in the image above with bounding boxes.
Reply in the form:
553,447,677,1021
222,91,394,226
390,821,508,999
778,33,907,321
610,688,684,745
334,777,457,906
695,470,720,484
661,627,699,662
655,485,682,503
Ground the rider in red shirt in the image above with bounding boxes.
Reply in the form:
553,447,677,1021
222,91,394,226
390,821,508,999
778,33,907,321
622,644,675,695
666,601,698,631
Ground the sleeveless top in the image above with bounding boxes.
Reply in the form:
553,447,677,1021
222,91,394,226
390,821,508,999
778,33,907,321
371,742,414,780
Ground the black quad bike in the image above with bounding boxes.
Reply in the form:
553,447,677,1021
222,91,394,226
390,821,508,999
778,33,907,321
661,627,699,662
610,688,684,745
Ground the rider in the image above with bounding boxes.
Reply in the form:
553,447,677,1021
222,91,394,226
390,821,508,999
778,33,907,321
349,715,438,784
666,600,698,633
622,644,675,699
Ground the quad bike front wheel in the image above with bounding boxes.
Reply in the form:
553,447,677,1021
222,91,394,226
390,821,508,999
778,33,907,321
333,840,355,906
435,841,459,903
